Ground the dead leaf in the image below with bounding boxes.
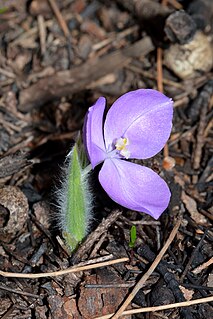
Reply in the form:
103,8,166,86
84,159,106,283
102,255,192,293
179,285,194,301
78,268,131,318
181,191,208,225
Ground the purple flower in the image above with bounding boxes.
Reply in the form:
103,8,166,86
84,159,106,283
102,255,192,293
84,89,173,219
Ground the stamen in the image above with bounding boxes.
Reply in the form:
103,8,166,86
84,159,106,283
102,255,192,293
120,148,130,159
115,137,130,159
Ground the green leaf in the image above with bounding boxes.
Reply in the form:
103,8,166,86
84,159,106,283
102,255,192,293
61,143,92,252
129,225,137,248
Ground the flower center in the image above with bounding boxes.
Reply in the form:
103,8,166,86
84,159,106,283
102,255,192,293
115,137,130,159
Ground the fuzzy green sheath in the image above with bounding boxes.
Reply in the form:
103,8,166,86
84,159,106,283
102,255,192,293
62,143,92,252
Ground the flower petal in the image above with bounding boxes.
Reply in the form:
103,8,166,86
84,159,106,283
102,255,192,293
104,89,173,159
99,158,171,219
84,97,107,168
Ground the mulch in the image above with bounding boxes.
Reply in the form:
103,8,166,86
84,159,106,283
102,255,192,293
0,0,212,318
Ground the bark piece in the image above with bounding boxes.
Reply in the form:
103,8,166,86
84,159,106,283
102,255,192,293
78,268,131,319
116,0,172,41
165,10,196,44
181,191,209,225
187,79,213,124
0,152,31,178
187,0,213,31
137,244,193,319
0,186,28,242
150,285,175,306
18,37,154,112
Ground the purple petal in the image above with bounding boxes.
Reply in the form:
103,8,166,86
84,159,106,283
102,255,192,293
104,89,173,159
84,97,107,168
99,158,171,219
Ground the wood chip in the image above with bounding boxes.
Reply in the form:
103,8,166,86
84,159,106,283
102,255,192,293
181,191,209,225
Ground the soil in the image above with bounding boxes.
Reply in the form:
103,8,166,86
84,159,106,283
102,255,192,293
0,1,213,318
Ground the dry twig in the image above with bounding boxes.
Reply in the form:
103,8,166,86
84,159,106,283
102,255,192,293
157,47,163,93
72,210,123,263
110,219,181,318
95,296,213,319
48,0,73,65
0,257,128,279
192,257,213,275
48,0,69,38
37,14,46,55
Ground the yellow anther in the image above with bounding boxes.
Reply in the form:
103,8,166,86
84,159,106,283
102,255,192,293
115,137,130,159
115,137,128,150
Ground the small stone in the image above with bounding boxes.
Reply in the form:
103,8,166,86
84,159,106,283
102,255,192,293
164,31,213,79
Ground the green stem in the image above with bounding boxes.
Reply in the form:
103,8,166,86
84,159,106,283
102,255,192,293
62,144,93,252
